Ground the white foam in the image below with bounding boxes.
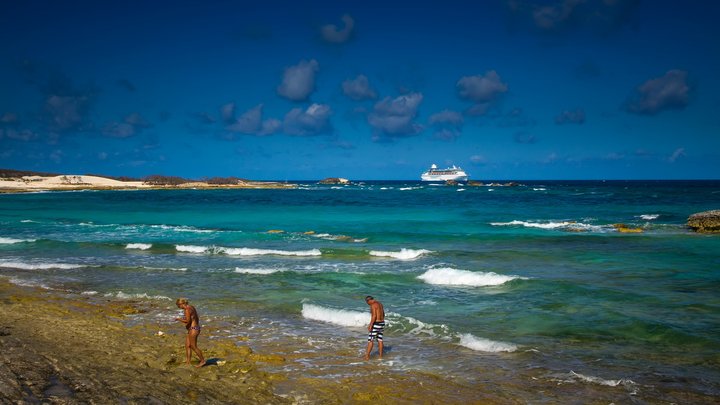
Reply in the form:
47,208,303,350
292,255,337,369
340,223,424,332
490,220,606,232
399,186,422,191
301,303,369,327
388,312,449,337
418,267,523,287
126,243,152,250
638,214,659,220
235,267,282,275
0,261,86,270
176,245,321,256
7,277,52,290
20,220,37,223
369,248,432,260
176,244,210,253
533,188,547,191
568,371,636,387
0,237,36,244
457,188,465,192
149,224,214,233
220,247,321,256
457,333,518,352
104,291,172,300
81,290,99,295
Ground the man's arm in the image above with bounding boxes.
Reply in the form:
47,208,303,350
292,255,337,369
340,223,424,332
368,304,377,331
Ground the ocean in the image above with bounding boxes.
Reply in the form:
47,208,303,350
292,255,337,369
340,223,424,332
1,180,719,401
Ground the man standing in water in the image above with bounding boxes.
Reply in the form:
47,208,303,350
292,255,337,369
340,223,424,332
364,296,385,360
175,298,206,367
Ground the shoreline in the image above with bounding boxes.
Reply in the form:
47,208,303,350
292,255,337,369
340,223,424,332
0,174,296,193
0,279,502,403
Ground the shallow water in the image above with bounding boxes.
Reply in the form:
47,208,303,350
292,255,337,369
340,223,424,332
1,180,719,400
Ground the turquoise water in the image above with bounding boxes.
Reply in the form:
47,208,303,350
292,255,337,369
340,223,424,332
1,181,719,400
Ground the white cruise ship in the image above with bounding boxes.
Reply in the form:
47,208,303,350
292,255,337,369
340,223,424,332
421,164,468,182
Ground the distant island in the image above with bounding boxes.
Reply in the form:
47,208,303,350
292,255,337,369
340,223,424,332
0,169,295,193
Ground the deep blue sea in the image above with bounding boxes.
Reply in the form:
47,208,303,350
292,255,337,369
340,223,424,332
1,181,719,401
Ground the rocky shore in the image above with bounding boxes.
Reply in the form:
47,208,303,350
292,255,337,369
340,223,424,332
0,280,501,404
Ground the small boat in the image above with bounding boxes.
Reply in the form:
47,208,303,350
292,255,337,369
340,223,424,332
421,164,468,182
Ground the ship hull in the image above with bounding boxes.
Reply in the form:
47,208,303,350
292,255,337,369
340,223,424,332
421,173,468,182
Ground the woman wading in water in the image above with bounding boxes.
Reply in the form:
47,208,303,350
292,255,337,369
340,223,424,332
175,298,206,367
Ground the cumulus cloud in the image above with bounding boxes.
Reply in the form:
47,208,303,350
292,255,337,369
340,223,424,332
429,109,464,141
669,147,686,163
368,93,424,140
45,95,93,132
457,71,507,116
226,104,281,136
277,59,319,102
555,109,585,124
283,103,332,136
507,0,640,33
321,14,355,43
626,70,691,115
342,75,377,100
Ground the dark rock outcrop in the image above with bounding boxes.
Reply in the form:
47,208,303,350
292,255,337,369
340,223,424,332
318,177,350,185
687,210,720,233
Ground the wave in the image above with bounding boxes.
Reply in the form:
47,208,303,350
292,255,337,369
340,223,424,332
126,243,152,250
387,312,450,338
234,267,282,275
301,303,369,327
637,214,659,220
103,291,172,300
176,244,321,256
490,220,607,232
457,333,518,352
417,267,524,287
0,261,87,270
369,248,432,260
6,277,52,290
0,237,36,244
566,371,636,387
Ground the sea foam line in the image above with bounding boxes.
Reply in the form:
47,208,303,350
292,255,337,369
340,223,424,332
369,248,432,260
567,371,636,387
301,303,369,327
176,245,321,256
0,261,87,270
490,220,607,232
0,237,37,244
103,291,172,301
457,333,518,353
417,267,525,287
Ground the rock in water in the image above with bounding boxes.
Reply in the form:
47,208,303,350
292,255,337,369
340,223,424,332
687,210,720,233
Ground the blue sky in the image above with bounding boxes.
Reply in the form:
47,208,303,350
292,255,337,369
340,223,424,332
1,0,718,180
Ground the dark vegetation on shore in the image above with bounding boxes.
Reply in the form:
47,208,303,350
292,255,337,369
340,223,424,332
0,169,247,185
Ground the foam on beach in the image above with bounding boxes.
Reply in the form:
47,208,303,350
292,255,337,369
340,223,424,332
126,243,152,250
301,303,369,327
176,245,321,256
369,248,432,260
566,371,636,387
418,267,524,287
0,261,87,270
0,237,36,244
457,333,518,352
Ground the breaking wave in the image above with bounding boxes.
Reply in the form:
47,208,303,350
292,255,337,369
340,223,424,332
235,267,283,275
0,237,36,244
418,267,525,287
301,303,369,327
103,291,172,300
369,248,432,260
126,243,152,250
564,371,636,387
457,333,518,352
0,261,88,270
176,244,321,256
490,220,607,232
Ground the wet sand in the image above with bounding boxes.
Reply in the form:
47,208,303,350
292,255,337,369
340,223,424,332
0,280,503,404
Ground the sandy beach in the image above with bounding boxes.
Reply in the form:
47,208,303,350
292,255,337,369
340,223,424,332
0,174,294,193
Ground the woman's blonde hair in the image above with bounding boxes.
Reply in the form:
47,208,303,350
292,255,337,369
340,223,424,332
176,298,189,305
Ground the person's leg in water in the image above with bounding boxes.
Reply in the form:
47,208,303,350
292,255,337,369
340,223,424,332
189,329,206,367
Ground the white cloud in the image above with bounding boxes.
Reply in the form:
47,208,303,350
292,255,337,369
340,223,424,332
429,110,463,127
321,14,355,43
669,147,686,162
277,59,319,101
368,93,424,140
220,102,236,124
283,103,332,136
457,71,508,103
226,104,280,136
342,75,377,100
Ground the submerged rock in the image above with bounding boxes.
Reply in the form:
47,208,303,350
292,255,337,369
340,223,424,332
687,210,720,233
613,223,644,233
